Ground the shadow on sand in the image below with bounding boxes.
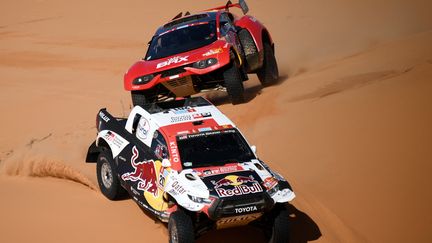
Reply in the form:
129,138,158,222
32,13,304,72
197,203,321,243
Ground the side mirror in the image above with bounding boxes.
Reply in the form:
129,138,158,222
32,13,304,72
162,159,171,168
251,145,257,154
239,0,249,15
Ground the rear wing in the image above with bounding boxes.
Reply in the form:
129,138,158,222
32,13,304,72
205,0,249,15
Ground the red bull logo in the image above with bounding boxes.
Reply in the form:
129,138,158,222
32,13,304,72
211,175,263,197
121,146,158,197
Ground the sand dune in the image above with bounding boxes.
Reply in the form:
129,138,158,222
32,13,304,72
1,0,432,242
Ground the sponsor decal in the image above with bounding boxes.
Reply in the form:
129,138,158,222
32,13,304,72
212,175,263,197
235,205,258,214
169,180,186,196
171,106,196,114
156,55,189,69
183,162,192,167
121,146,159,197
216,213,262,229
202,48,223,57
198,127,212,132
263,177,278,190
169,142,180,163
170,115,192,123
130,186,141,196
136,118,150,140
158,168,170,188
102,131,125,149
99,111,110,122
192,112,211,119
202,165,240,176
178,129,234,140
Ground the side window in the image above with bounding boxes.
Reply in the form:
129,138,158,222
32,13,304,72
219,13,234,36
151,130,169,160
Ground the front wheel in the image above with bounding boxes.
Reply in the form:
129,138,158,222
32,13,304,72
269,207,290,243
257,43,279,86
96,150,126,200
223,62,245,105
168,211,195,243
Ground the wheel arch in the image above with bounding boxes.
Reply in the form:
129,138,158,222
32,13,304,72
85,138,112,163
261,28,274,51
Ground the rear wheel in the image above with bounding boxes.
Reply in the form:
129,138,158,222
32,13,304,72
168,210,195,243
223,61,245,104
96,150,126,200
257,43,279,86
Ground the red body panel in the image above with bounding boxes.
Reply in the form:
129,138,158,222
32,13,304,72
234,15,270,52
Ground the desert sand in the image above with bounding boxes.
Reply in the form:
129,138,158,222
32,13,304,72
1,0,432,242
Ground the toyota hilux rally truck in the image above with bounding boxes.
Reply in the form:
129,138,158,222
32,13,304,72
124,0,279,105
86,97,295,243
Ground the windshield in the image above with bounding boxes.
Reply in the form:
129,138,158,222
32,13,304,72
176,129,256,168
145,21,217,60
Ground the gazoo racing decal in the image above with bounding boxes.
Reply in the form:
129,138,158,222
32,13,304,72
121,146,159,197
211,175,263,198
156,55,189,69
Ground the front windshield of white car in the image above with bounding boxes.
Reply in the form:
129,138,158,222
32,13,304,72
176,128,255,168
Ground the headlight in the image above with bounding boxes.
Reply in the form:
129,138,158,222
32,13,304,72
193,58,218,69
188,194,212,204
133,74,154,85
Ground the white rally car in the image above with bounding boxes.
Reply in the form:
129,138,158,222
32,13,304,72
86,97,295,243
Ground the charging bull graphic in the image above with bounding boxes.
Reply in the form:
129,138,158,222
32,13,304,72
212,175,255,188
121,146,159,197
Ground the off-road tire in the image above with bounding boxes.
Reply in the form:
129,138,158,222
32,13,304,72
269,207,290,243
96,150,126,200
238,29,259,71
257,43,279,86
168,210,195,243
223,62,245,104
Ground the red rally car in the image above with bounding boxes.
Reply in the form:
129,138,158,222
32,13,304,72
124,0,279,105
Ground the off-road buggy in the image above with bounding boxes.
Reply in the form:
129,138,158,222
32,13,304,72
124,0,279,105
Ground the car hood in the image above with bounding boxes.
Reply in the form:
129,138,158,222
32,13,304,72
124,39,230,82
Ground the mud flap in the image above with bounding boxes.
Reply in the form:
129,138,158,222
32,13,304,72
86,141,99,163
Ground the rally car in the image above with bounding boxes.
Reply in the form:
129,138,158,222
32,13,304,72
124,0,279,105
86,97,294,242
